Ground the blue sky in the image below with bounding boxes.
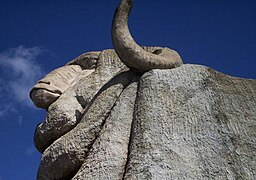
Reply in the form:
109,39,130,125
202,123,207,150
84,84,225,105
0,0,255,179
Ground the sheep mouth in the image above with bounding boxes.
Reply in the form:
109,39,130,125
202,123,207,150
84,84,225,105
29,83,63,109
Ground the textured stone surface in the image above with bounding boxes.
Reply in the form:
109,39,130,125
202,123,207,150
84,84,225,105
34,47,167,153
66,51,100,69
34,49,125,153
73,81,138,180
33,68,94,153
32,58,256,180
124,65,256,179
37,70,139,180
30,0,255,178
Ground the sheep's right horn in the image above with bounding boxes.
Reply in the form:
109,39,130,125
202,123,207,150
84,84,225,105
112,0,183,72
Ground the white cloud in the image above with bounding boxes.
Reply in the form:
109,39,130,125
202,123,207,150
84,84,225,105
0,103,15,116
0,46,45,117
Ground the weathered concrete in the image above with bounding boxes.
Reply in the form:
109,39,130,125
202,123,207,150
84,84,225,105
34,49,125,153
66,51,100,70
124,65,256,179
32,60,256,180
33,47,173,153
72,81,138,180
37,70,139,180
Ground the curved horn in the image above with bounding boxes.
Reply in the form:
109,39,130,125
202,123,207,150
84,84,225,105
112,0,183,72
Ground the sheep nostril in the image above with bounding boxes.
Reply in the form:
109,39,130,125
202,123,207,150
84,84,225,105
38,81,51,85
